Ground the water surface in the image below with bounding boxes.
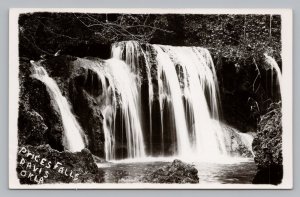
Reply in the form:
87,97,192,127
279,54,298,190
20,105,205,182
98,159,257,184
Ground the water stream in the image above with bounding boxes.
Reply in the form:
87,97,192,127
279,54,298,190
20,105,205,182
30,61,86,152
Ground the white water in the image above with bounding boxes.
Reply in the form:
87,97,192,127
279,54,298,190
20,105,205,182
158,46,227,158
153,45,192,157
220,122,255,157
112,41,155,155
75,58,146,160
237,132,255,157
30,61,85,152
102,106,115,160
100,155,253,166
108,41,231,160
29,41,257,161
264,53,282,97
105,59,146,159
58,41,256,161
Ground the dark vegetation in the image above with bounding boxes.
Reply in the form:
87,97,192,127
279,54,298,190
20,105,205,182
19,13,281,62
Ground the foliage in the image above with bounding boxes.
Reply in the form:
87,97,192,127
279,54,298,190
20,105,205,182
19,13,281,63
184,14,281,63
18,13,171,58
74,13,171,42
252,102,282,167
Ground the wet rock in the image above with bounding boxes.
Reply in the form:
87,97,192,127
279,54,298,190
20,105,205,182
92,155,106,163
221,124,254,158
16,145,104,184
236,144,253,158
142,159,199,183
69,65,105,158
229,137,253,158
252,102,283,185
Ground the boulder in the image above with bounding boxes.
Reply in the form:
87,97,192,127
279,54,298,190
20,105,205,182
142,159,199,183
16,145,104,184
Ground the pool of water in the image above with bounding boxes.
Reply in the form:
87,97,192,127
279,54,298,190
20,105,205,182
97,158,257,184
196,160,257,184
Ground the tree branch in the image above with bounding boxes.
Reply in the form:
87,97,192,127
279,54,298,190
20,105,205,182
252,58,261,93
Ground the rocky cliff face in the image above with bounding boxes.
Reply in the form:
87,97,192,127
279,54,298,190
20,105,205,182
252,102,283,185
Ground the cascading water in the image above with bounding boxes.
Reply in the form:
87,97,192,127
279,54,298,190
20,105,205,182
30,61,85,152
237,132,255,157
264,53,282,98
29,42,258,161
112,41,155,155
158,45,227,157
64,41,256,161
110,41,229,159
220,123,255,157
74,58,146,160
105,59,146,159
153,45,193,157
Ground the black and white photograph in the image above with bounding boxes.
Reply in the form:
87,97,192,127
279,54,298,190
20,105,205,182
9,9,292,189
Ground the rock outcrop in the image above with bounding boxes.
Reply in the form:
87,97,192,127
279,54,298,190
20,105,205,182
252,102,283,185
16,145,103,184
142,159,199,183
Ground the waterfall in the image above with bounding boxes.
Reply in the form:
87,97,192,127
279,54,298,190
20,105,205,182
153,45,192,157
105,59,146,159
264,53,282,98
28,41,256,160
109,41,229,160
75,58,146,160
112,41,155,155
30,61,85,152
156,45,227,157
